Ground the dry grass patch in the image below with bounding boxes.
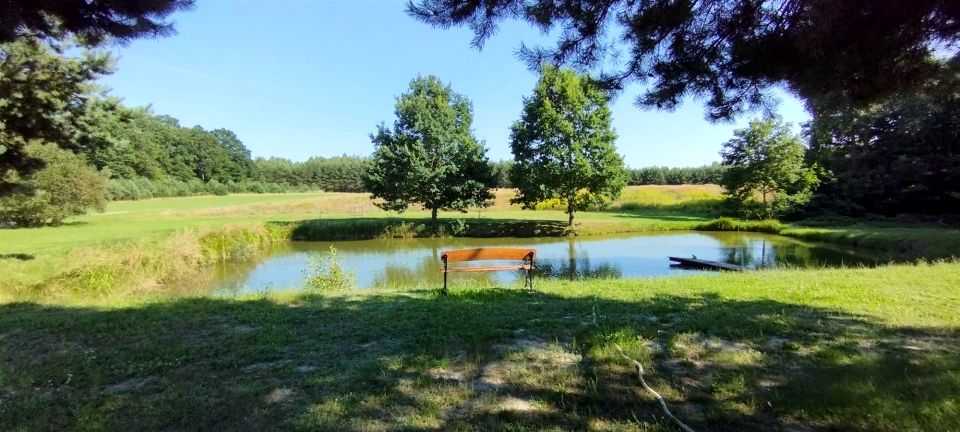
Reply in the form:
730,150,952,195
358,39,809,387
165,193,381,217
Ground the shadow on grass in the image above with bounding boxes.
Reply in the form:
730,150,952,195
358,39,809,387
607,199,724,217
605,212,709,222
275,217,571,240
1,291,957,431
0,253,34,261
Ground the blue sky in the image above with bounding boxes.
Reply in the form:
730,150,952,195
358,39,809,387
99,0,810,167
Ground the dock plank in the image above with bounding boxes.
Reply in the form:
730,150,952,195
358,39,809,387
668,256,747,271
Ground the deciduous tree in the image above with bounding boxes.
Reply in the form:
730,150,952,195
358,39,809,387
509,65,626,226
720,118,819,218
210,128,257,182
364,76,495,223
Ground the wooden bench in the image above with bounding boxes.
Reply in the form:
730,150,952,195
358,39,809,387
440,248,536,293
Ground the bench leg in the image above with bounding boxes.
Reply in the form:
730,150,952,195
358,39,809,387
442,271,448,295
525,269,533,292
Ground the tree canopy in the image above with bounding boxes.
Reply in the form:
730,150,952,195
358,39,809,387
720,118,819,218
365,75,495,223
510,65,626,226
0,142,108,226
409,0,960,120
0,0,195,46
807,57,960,215
0,38,113,193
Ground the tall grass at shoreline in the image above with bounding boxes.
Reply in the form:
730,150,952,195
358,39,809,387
7,215,959,301
3,186,959,301
5,224,280,302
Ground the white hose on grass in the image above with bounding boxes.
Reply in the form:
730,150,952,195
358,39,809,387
613,342,697,432
593,295,696,432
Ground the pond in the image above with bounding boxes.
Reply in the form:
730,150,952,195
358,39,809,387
210,232,880,295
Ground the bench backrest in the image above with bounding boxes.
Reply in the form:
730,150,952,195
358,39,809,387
441,248,535,263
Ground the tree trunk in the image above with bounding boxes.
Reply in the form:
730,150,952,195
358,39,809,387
431,207,438,225
567,199,575,227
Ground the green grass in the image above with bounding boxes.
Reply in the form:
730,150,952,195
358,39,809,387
2,263,958,431
0,187,722,298
4,187,960,301
2,187,960,430
0,192,341,255
0,188,718,257
782,225,960,260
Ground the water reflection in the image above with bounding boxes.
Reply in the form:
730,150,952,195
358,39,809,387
211,232,880,295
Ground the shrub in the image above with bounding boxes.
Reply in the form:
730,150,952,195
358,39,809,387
198,225,273,262
696,217,783,234
720,119,819,219
0,142,109,226
379,221,423,238
206,180,229,196
303,246,354,291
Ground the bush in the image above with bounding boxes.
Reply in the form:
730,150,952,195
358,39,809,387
0,142,109,226
696,217,783,233
303,246,354,291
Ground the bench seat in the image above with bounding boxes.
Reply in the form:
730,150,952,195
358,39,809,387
440,247,536,293
444,264,533,273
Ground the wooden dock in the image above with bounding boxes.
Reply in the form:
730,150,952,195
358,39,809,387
668,256,746,271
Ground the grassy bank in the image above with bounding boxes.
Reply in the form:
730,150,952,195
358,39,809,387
1,224,282,302
2,262,958,431
4,186,960,300
782,226,960,260
3,186,959,430
0,186,720,299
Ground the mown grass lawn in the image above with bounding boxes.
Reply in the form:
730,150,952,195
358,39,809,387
2,263,959,431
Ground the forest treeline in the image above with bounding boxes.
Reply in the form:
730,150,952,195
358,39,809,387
99,119,724,200
73,100,375,200
3,29,957,226
627,164,724,185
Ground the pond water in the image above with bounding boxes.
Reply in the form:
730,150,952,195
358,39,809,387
210,232,880,295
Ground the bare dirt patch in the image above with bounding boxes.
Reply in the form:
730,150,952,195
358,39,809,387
441,337,579,422
265,387,295,404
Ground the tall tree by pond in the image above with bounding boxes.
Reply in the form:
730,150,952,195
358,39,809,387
365,75,496,224
720,118,819,219
510,65,627,226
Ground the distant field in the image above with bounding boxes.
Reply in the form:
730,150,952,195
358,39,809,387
0,185,724,256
